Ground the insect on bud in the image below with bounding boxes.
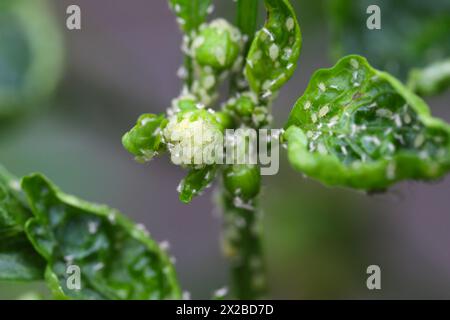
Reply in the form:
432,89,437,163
192,19,243,71
223,164,261,200
122,114,168,163
163,109,224,168
234,93,258,118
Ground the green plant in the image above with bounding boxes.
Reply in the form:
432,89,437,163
1,0,450,300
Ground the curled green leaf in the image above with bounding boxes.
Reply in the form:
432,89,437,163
178,166,217,203
22,174,181,300
408,58,450,96
245,0,302,98
168,0,212,33
122,114,168,163
0,166,45,281
285,55,450,191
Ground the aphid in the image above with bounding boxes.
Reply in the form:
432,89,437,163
350,58,359,69
286,17,295,31
269,44,280,61
318,105,330,118
386,162,396,180
414,134,425,148
317,143,327,155
318,82,326,92
304,100,311,110
159,241,171,251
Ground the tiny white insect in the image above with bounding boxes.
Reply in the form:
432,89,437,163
414,134,425,148
285,17,295,31
304,100,311,110
269,44,280,61
350,58,359,69
318,105,330,118
318,82,326,92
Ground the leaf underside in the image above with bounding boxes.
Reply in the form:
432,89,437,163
285,55,450,190
22,174,181,300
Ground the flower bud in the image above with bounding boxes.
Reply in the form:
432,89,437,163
192,19,242,71
223,165,261,200
122,114,168,162
163,109,224,167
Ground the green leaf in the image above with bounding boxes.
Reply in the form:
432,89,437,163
0,234,45,281
122,113,168,163
0,166,45,281
179,166,217,203
22,174,181,300
168,0,212,33
285,55,450,191
408,59,450,97
328,0,450,81
0,0,63,119
245,0,302,97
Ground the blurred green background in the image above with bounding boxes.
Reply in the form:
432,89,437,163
1,0,450,299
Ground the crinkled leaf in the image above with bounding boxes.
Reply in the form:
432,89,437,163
245,0,302,97
0,166,45,281
22,174,181,300
328,0,450,81
0,235,45,281
0,0,63,119
122,113,167,163
168,0,212,33
408,59,450,97
179,166,216,203
285,55,450,191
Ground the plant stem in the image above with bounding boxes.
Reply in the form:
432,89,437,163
236,0,260,51
230,0,260,94
184,55,194,90
219,1,266,300
221,191,266,299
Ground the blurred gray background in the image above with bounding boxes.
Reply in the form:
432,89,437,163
1,0,450,299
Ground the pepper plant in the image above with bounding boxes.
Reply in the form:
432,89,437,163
1,0,450,300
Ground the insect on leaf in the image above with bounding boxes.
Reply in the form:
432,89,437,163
245,0,302,98
179,165,217,203
22,174,181,300
285,55,450,191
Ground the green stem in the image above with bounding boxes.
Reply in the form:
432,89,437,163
236,0,260,49
221,190,266,299
230,0,260,94
184,55,194,90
